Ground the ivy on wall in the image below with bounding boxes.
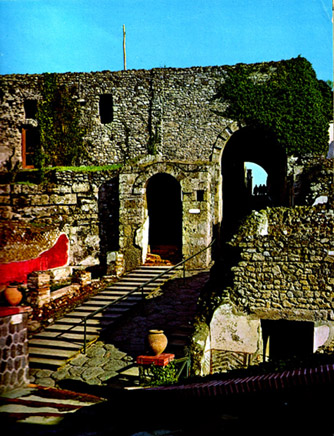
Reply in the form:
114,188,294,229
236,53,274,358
216,56,332,156
36,73,86,168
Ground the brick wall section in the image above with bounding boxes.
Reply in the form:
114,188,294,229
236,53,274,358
228,204,334,321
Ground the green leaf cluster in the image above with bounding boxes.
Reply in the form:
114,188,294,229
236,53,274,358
146,361,178,386
217,57,332,156
36,73,87,167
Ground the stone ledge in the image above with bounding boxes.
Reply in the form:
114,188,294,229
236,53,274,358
50,284,80,301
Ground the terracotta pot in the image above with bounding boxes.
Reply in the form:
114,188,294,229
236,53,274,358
148,329,168,356
4,285,23,306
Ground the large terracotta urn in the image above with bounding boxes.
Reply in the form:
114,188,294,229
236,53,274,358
4,284,23,306
148,329,168,356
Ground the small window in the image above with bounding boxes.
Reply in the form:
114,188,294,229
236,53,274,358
99,94,113,124
196,190,205,201
24,100,38,119
22,127,39,168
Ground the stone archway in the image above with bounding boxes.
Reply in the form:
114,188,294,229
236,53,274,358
146,173,182,263
118,158,215,272
220,126,287,240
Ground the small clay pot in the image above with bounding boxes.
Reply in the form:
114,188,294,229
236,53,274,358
148,329,168,356
4,285,23,306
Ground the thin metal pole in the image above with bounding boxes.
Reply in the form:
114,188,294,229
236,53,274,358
83,318,87,354
123,24,127,71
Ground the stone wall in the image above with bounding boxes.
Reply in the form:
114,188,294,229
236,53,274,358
229,204,334,320
0,169,120,271
119,157,218,271
0,307,31,393
191,194,334,376
0,157,218,275
0,66,233,171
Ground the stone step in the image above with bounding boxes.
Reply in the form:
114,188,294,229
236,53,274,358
29,338,83,350
60,315,121,324
29,265,178,370
82,298,138,306
33,330,97,342
29,356,67,368
29,347,75,358
43,323,101,333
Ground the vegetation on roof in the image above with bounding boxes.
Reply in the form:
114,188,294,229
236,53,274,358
215,56,333,156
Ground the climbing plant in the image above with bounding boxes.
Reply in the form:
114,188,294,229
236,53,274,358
36,73,87,168
216,56,332,156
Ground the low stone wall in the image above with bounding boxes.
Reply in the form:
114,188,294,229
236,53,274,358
0,307,31,393
0,169,119,270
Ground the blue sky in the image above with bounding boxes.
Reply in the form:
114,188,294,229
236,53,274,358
0,0,332,81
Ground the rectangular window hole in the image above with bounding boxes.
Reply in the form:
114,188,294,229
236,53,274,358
24,100,38,119
99,94,113,124
196,190,205,201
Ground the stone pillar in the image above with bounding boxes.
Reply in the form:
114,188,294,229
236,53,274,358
106,252,125,277
0,307,31,393
27,271,50,307
72,270,92,286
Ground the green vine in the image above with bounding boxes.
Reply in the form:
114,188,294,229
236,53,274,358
36,73,87,168
216,56,332,156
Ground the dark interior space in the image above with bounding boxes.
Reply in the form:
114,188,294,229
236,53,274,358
99,94,113,124
146,173,182,263
262,319,314,360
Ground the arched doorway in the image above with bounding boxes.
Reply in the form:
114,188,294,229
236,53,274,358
146,173,182,263
221,126,287,240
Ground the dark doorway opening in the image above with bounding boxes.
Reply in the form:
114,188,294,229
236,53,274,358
22,127,39,168
146,173,182,264
262,320,314,361
221,126,287,240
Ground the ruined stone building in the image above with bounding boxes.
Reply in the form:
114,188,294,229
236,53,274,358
0,58,333,374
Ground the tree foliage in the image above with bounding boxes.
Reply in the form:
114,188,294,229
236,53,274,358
36,73,86,167
216,56,332,156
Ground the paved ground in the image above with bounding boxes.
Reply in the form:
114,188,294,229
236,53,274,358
28,269,210,389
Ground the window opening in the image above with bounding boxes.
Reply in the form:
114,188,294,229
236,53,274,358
22,127,39,168
99,94,113,124
24,100,38,119
196,190,205,201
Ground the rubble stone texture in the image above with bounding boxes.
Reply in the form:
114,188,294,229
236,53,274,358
0,310,30,393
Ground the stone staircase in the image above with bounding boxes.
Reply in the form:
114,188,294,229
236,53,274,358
29,265,178,369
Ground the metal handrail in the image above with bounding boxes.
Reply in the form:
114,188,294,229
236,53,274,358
58,239,215,353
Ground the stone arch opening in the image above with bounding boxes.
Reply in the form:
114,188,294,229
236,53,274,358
221,126,287,240
146,173,182,263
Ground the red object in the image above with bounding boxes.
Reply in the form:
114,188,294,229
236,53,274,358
0,306,32,317
137,353,175,367
0,233,69,285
